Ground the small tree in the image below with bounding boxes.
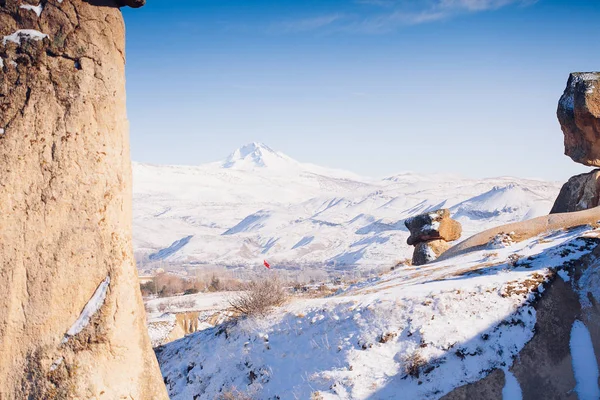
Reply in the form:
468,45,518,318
208,275,221,292
229,278,288,317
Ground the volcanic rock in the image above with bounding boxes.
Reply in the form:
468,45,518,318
405,209,462,246
558,72,600,166
412,240,451,266
0,1,167,398
550,169,600,214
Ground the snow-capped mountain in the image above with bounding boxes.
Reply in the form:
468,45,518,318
222,142,296,170
132,143,562,271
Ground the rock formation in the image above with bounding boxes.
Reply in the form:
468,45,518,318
412,239,451,266
405,209,461,265
444,234,600,400
550,169,600,213
551,72,600,215
439,206,600,261
0,1,167,398
558,72,600,167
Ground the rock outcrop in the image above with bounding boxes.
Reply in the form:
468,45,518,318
445,234,600,400
552,73,600,215
550,169,600,213
0,1,167,398
558,72,600,167
439,206,600,261
405,209,462,246
412,239,451,266
405,209,461,265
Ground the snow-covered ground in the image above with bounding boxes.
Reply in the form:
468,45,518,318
156,225,600,399
133,143,561,272
146,291,236,347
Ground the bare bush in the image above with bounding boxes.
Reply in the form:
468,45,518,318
229,278,288,317
217,387,253,400
173,298,196,309
404,351,428,378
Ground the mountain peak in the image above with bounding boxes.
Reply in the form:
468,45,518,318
222,143,297,169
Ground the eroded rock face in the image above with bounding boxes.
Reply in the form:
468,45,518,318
412,239,451,266
446,239,600,400
405,209,462,246
0,1,167,398
558,72,600,166
550,169,600,214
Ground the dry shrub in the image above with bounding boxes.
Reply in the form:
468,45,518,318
173,298,196,309
404,351,428,378
156,302,169,313
217,387,253,400
229,278,288,317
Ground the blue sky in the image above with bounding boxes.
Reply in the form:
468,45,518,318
122,0,599,180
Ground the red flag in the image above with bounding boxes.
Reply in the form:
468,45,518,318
263,260,271,269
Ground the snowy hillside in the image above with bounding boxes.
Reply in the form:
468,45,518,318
133,143,561,271
156,225,600,399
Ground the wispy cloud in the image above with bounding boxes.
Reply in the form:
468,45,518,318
271,0,537,34
270,14,346,33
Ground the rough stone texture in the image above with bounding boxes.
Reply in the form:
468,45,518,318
550,169,600,214
509,276,581,400
441,368,505,400
558,72,600,167
445,239,600,400
0,1,168,398
405,209,462,246
439,206,600,261
412,239,451,266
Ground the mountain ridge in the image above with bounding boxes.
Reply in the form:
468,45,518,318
133,144,561,271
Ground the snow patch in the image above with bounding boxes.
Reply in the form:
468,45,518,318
20,3,44,17
49,357,63,372
570,320,600,400
502,368,522,400
2,29,48,46
62,276,110,343
489,232,516,249
557,269,570,282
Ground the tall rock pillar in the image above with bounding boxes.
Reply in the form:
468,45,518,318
0,0,168,398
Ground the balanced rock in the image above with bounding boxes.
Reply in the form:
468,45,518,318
412,240,451,266
405,209,462,246
0,1,167,398
550,169,600,214
557,72,600,166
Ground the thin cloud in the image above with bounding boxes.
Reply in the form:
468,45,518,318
270,14,346,33
270,0,537,35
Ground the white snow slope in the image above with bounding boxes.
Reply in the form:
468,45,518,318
157,225,600,400
133,143,561,271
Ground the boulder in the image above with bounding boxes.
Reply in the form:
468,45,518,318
0,1,167,398
557,72,600,166
550,169,600,214
405,209,462,246
412,239,451,266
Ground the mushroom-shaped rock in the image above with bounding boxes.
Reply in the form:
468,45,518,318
550,169,600,214
412,240,451,266
558,72,600,166
405,209,462,246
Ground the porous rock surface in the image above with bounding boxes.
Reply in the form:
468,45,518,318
0,0,167,398
558,72,600,167
551,169,600,214
445,236,600,400
405,208,462,246
412,239,451,266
